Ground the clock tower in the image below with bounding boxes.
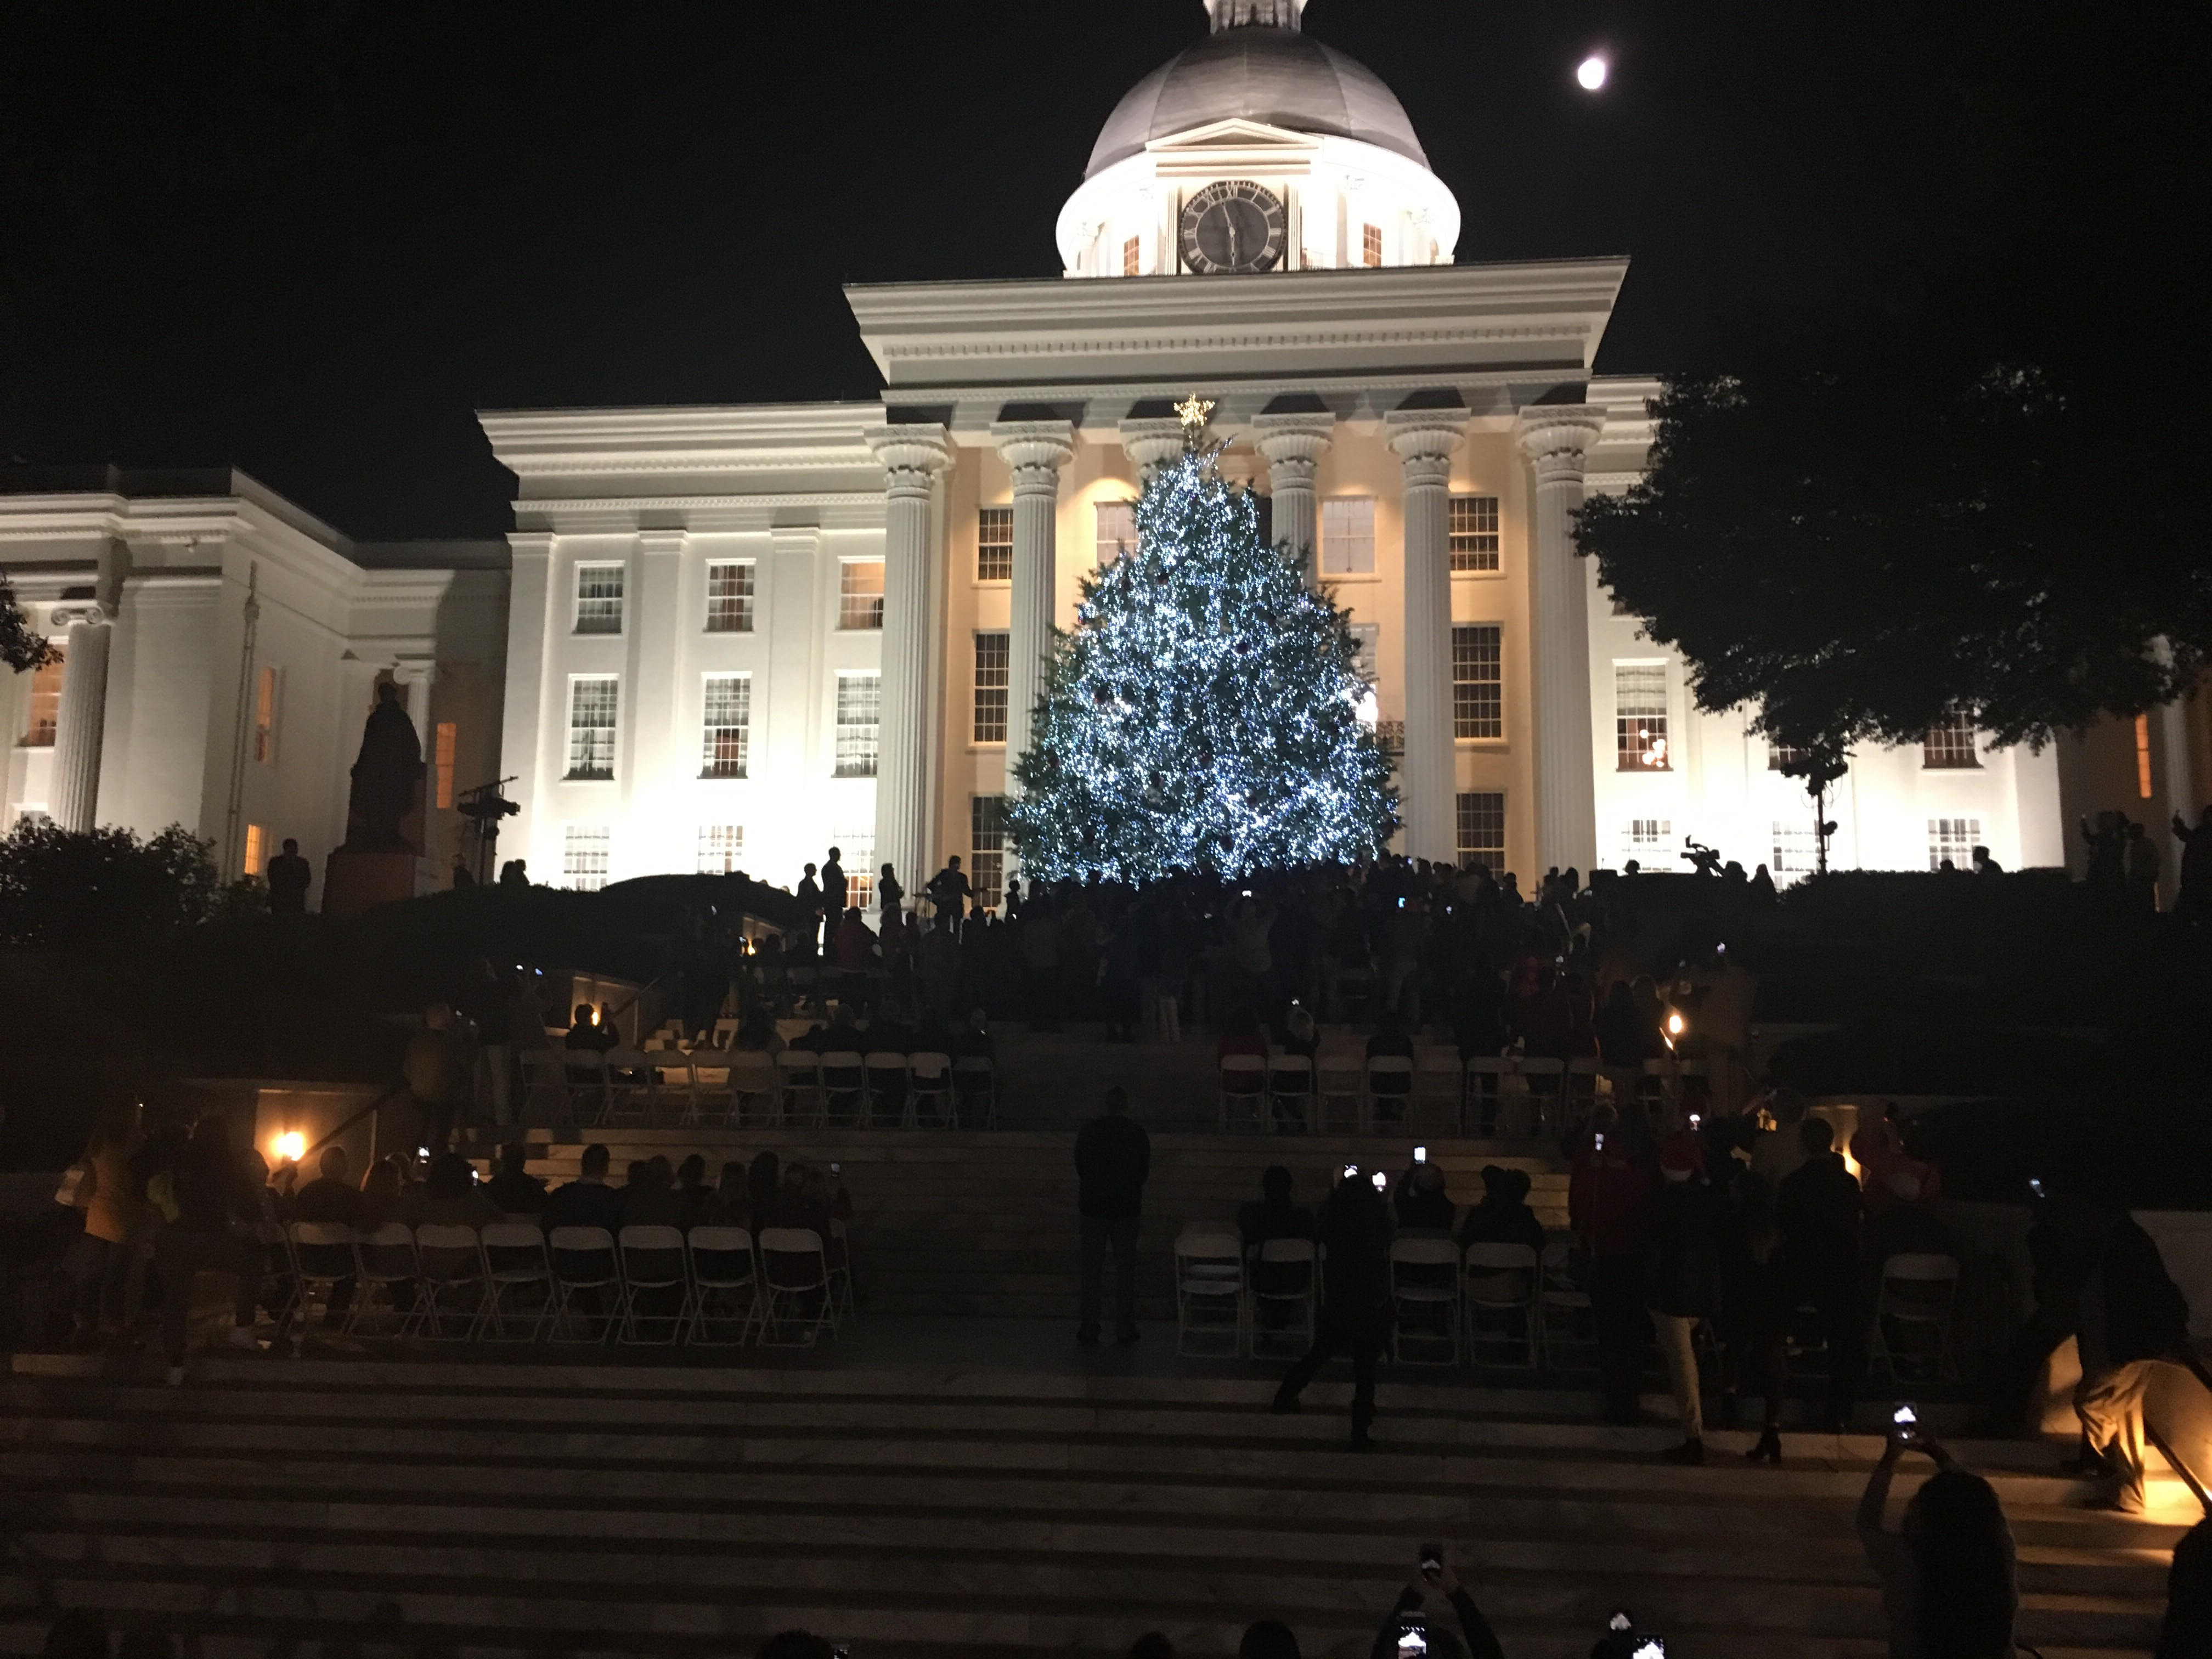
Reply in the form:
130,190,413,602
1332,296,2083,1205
1057,0,1461,278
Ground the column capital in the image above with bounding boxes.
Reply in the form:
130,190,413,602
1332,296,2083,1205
1251,411,1336,476
49,601,110,628
991,420,1076,497
1118,417,1187,475
1387,408,1466,487
868,424,953,500
1514,404,1609,486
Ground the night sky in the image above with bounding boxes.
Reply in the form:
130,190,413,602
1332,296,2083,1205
0,2,2097,539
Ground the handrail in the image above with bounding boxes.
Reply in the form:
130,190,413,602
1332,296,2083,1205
301,1081,411,1165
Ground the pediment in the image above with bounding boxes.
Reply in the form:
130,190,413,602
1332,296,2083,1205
1146,118,1319,155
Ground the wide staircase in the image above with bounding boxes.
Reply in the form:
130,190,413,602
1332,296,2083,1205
0,1353,2185,1657
477,1128,1570,1324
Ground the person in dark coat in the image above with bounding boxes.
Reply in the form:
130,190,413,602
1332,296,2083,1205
1272,1166,1395,1448
1571,1108,1657,1424
2074,1207,2203,1515
1646,1131,1723,1463
1776,1117,1866,1432
1074,1086,1150,1345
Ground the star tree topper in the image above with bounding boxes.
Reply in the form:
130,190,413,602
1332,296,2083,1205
1175,394,1216,449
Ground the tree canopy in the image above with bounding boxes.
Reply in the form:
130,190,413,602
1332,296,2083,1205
1,578,54,673
0,821,247,950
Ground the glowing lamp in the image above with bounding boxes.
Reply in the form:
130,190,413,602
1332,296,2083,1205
274,1131,306,1164
1577,55,1609,91
1666,1012,1685,1037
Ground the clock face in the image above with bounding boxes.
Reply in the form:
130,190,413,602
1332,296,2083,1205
1179,180,1287,275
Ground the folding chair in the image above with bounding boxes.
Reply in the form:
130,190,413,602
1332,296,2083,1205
347,1222,419,1338
285,1222,358,1331
1561,1057,1599,1136
1172,1226,1248,1357
952,1056,996,1128
819,1051,867,1127
616,1224,690,1344
1251,1237,1317,1356
907,1052,953,1128
727,1052,778,1127
1463,1242,1541,1368
1465,1057,1512,1137
1315,1054,1365,1135
775,1049,823,1127
757,1227,838,1345
1390,1237,1462,1365
1538,1237,1590,1364
1409,1053,1464,1138
600,1048,657,1126
710,1017,740,1048
686,1226,760,1346
1365,1055,1414,1134
412,1224,489,1340
1872,1252,1962,1382
1266,1054,1315,1134
862,1052,909,1128
563,1051,612,1126
1218,1054,1267,1132
653,1049,703,1126
475,1223,554,1341
517,1049,573,1126
1519,1057,1567,1136
547,1224,621,1342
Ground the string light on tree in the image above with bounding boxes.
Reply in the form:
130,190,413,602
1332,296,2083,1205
1006,432,1396,882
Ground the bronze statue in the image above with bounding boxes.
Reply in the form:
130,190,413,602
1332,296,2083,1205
344,681,424,851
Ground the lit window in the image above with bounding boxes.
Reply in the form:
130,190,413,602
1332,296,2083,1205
20,649,63,747
834,673,881,777
697,824,743,874
701,674,751,778
1452,625,1503,740
1771,820,1818,882
839,560,885,630
2135,713,2154,799
563,824,611,891
977,508,1013,582
1122,235,1142,276
242,823,267,877
836,829,875,911
1096,500,1138,566
1615,663,1670,770
1363,223,1383,267
972,795,1008,910
1929,817,1981,871
1321,498,1376,574
434,721,458,810
566,676,618,779
1922,712,1980,770
253,666,278,763
1455,792,1505,869
973,633,1010,744
706,562,754,633
1623,818,1672,867
574,565,624,634
1449,496,1499,573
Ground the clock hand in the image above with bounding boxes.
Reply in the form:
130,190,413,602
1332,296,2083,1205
1228,216,1241,264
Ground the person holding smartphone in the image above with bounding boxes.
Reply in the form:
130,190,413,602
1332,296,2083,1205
1272,1164,1395,1448
1857,1420,2019,1657
1366,1544,1503,1659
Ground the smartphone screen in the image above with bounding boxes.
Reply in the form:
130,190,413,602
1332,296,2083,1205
1343,1162,1359,1180
1371,1171,1388,1192
1395,1624,1427,1657
1414,1146,1427,1164
1594,1132,1606,1152
1630,1642,1666,1659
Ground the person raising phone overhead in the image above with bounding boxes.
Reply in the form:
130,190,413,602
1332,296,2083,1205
1367,1543,1502,1659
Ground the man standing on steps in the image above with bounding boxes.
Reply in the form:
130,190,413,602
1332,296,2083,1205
1075,1085,1150,1345
1272,1164,1395,1449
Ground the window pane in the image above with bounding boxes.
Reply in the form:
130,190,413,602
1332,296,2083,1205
253,667,278,763
1363,223,1383,267
1771,819,1817,881
696,824,743,874
435,721,458,810
242,823,265,877
567,677,618,778
835,673,881,777
1122,236,1141,277
1615,663,1670,771
706,562,754,633
1449,496,1500,573
1452,625,1502,740
575,565,624,634
1096,501,1138,567
973,632,1010,744
701,674,751,778
1768,741,1808,771
1923,712,1980,769
1455,792,1505,868
1321,498,1375,574
563,824,611,891
834,828,875,910
977,508,1013,583
839,561,885,630
1621,817,1673,867
1928,816,1981,870
971,794,1008,911
21,649,63,747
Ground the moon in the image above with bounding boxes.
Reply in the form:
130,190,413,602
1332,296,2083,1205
1577,54,1609,91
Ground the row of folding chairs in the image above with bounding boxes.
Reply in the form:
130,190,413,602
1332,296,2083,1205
280,1220,848,1347
1217,1052,1706,1138
519,1047,995,1131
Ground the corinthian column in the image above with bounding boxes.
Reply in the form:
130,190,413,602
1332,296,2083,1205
1388,409,1466,864
49,602,113,832
867,424,952,899
1516,404,1610,875
990,420,1076,782
1253,411,1335,581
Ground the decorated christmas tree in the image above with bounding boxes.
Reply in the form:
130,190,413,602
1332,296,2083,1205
1006,419,1396,882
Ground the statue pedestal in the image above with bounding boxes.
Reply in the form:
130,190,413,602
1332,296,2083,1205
322,849,419,918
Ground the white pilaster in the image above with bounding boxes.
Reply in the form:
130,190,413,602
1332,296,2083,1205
868,425,952,900
627,530,686,876
498,533,554,876
48,603,112,833
990,421,1076,792
1516,405,1609,875
1387,409,1465,864
1253,411,1335,580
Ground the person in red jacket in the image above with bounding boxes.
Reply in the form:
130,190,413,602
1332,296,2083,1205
1570,1105,1658,1424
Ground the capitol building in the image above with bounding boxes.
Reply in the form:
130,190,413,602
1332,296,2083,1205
1,0,2196,906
